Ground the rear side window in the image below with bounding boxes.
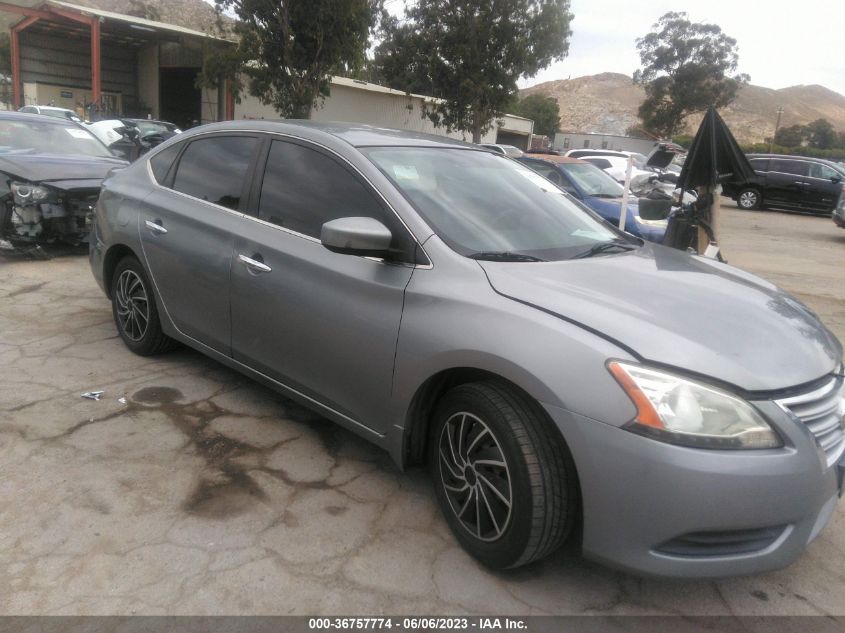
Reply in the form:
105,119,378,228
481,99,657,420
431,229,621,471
769,159,807,176
258,139,417,262
172,136,257,210
149,142,183,184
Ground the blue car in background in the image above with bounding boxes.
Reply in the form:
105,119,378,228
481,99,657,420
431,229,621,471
518,154,667,242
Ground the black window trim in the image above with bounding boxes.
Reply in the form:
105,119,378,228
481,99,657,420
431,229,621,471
168,133,263,214
147,139,188,187
144,129,431,269
248,133,430,267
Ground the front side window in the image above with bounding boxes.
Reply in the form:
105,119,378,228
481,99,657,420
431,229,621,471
809,162,838,180
258,140,417,262
172,136,257,210
365,147,624,262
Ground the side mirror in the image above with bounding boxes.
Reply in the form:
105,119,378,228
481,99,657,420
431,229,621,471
831,176,841,183
320,217,392,257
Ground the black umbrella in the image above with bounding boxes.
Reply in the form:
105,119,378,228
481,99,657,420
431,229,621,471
664,106,755,255
676,105,755,193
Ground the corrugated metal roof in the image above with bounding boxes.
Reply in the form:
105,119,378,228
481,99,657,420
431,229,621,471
45,0,231,41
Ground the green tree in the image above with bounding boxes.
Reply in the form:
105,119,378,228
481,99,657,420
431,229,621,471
774,124,806,147
633,12,749,138
513,94,560,138
375,0,573,143
206,0,380,118
805,118,836,149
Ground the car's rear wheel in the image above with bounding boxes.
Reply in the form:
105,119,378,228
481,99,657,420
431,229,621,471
111,256,175,356
429,381,578,569
737,188,762,210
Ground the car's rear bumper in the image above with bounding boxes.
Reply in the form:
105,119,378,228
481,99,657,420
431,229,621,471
543,402,842,578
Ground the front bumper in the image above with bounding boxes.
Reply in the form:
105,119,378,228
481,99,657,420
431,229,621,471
543,402,842,578
833,205,845,228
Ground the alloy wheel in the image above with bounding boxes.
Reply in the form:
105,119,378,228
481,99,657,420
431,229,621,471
438,412,513,542
114,269,150,342
739,191,758,209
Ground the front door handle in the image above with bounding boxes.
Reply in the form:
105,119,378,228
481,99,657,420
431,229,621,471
145,219,167,234
238,253,272,273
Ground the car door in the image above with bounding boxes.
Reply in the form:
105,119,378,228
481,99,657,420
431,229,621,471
765,158,808,209
230,137,421,433
803,162,842,212
139,134,261,355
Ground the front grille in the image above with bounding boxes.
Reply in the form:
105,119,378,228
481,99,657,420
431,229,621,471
655,526,786,557
777,373,845,467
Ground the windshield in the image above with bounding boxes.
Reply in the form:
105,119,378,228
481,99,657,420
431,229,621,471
133,121,178,136
562,163,625,198
364,147,628,261
0,119,113,157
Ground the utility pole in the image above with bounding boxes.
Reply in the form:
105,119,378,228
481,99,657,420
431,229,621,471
769,106,784,153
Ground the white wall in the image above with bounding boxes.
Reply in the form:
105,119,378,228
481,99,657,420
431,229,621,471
137,44,159,119
234,77,532,145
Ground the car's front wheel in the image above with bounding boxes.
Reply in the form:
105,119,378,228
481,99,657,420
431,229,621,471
429,381,578,569
737,188,762,210
111,256,175,356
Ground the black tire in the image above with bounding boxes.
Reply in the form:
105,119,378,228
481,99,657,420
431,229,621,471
737,187,762,210
429,381,578,569
111,256,176,356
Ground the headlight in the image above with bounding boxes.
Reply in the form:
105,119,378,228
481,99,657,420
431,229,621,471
11,182,51,206
608,361,782,449
634,216,668,228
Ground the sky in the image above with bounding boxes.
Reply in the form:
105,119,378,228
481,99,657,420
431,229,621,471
516,0,844,95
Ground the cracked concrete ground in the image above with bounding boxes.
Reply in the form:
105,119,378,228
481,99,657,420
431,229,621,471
0,206,844,616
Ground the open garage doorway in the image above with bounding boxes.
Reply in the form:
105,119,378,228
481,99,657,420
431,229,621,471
160,67,201,129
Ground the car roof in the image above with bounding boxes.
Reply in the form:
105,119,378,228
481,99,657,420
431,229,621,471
747,153,845,172
523,153,587,165
1,111,77,124
184,120,479,150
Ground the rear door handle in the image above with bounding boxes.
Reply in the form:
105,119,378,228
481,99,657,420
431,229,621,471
238,253,272,273
145,219,167,234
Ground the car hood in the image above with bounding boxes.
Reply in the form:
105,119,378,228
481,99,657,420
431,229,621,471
0,153,126,186
479,243,842,392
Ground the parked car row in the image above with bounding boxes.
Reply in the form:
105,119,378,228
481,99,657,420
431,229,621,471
90,120,845,578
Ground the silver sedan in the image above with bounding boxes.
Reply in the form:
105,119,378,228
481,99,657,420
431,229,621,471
90,120,845,578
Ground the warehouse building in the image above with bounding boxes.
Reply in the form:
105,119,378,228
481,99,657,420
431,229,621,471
2,0,533,146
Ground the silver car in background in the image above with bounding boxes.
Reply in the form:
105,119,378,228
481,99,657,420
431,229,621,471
90,121,845,578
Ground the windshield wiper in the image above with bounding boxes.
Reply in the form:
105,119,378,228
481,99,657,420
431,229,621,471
468,251,546,262
573,240,637,259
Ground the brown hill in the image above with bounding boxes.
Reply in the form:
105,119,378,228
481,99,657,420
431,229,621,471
521,73,845,144
0,0,233,37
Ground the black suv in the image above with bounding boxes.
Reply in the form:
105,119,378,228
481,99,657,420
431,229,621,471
723,154,845,214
